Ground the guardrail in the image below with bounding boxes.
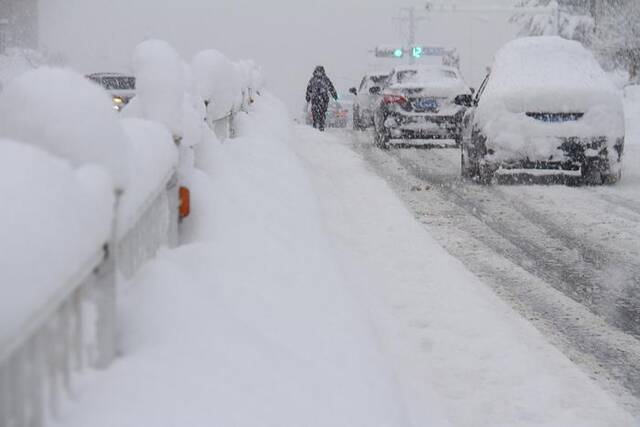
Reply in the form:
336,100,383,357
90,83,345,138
209,88,255,140
0,169,179,427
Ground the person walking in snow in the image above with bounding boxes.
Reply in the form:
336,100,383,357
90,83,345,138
306,66,338,131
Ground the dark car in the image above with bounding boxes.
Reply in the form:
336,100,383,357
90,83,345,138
371,66,472,149
87,72,136,112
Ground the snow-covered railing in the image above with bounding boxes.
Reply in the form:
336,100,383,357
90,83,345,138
0,39,262,427
117,170,180,279
0,66,181,427
0,168,180,427
0,222,115,427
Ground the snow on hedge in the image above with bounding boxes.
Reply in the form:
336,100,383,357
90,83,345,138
0,67,130,188
0,140,114,347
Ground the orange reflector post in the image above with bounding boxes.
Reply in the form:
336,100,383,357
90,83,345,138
179,186,191,219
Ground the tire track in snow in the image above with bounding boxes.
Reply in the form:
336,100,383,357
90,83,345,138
390,147,640,339
347,131,640,412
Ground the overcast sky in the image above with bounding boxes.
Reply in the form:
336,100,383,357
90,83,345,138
40,0,520,111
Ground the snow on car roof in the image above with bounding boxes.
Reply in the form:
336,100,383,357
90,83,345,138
481,36,619,112
392,65,458,75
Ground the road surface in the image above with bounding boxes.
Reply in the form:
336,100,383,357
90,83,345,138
344,130,640,415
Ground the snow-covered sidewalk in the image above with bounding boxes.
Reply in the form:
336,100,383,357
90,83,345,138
56,94,633,427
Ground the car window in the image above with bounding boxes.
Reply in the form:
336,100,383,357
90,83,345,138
100,76,136,90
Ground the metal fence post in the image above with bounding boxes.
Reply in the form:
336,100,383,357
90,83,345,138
167,173,180,248
94,189,122,369
228,109,236,139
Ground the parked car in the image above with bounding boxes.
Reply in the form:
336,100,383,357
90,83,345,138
461,37,625,185
350,72,390,130
371,65,472,148
304,96,353,129
328,93,354,128
87,72,136,112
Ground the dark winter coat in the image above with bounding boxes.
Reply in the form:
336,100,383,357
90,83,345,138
306,69,338,106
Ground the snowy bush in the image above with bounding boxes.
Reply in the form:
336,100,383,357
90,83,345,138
0,67,130,188
511,0,595,44
591,1,640,81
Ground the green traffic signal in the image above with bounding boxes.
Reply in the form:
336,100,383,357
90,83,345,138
412,46,423,59
393,48,404,58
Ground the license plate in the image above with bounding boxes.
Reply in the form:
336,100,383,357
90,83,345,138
415,98,438,110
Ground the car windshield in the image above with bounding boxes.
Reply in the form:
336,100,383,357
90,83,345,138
96,76,136,90
370,75,388,84
396,69,457,84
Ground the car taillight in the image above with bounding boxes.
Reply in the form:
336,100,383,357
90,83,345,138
179,186,191,219
383,94,407,106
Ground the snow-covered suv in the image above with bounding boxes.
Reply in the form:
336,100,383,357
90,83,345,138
461,37,625,185
371,65,472,148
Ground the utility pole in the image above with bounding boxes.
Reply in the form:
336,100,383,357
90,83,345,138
394,6,428,65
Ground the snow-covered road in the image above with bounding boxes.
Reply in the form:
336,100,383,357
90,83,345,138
55,94,637,426
342,128,640,414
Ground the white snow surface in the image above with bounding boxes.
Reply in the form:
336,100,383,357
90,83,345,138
56,93,632,427
388,66,470,98
117,118,178,234
192,49,241,120
127,40,187,137
480,37,620,113
0,140,113,348
0,67,130,188
476,37,625,162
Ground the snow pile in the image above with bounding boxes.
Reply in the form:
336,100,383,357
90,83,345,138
192,49,241,120
476,37,625,162
0,140,113,348
56,93,411,427
126,40,187,136
0,67,130,188
118,118,178,233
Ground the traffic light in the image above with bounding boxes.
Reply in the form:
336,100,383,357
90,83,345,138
393,48,404,58
412,46,423,59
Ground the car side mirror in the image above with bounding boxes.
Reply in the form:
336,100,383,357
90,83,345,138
369,86,381,95
349,87,357,95
454,94,473,108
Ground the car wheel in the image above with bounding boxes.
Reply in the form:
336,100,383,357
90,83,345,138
454,133,463,148
461,146,479,180
478,165,495,185
373,128,389,149
581,161,604,186
354,109,364,131
602,169,622,185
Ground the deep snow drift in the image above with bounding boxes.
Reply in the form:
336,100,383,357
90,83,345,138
56,93,633,427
